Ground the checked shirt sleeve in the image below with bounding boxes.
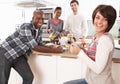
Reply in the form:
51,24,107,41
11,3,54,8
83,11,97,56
19,25,38,49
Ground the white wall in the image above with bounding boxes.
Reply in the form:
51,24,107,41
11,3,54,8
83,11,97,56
0,2,35,42
46,0,120,20
0,0,120,42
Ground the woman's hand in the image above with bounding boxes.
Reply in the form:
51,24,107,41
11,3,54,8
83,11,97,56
47,28,54,33
70,42,81,55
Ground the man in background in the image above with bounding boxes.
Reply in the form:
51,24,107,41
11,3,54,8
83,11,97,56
64,0,88,40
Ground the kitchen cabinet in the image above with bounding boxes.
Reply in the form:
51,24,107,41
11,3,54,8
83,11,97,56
28,55,57,84
8,54,120,84
8,39,120,84
8,54,86,84
28,54,87,84
8,53,120,84
56,56,86,84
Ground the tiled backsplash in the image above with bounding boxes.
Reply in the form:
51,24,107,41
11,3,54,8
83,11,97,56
87,20,120,38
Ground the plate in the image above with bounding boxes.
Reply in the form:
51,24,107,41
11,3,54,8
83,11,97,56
45,43,54,47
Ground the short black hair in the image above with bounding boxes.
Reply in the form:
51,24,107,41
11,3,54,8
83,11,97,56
92,4,116,32
70,0,79,5
33,9,43,15
54,7,62,12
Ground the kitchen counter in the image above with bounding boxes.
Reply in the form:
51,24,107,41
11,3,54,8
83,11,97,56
32,50,77,58
112,58,120,63
33,48,120,63
29,48,120,84
29,50,87,84
33,38,120,62
113,39,120,63
8,41,120,84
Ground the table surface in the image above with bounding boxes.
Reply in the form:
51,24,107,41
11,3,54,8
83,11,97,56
33,50,77,58
33,38,120,62
33,50,120,63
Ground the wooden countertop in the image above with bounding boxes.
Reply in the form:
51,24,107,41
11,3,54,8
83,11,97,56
112,58,120,63
32,50,77,58
33,50,120,63
114,38,120,40
33,38,120,62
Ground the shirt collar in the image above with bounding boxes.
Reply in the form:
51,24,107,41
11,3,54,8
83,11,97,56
31,21,42,31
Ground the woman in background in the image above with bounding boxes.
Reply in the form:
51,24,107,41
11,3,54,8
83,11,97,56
47,7,64,35
64,4,116,84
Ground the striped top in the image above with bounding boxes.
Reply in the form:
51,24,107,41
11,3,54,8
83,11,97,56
87,35,98,61
77,32,115,84
87,33,109,61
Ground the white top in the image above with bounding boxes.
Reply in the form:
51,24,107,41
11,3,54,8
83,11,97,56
64,13,88,39
77,34,115,84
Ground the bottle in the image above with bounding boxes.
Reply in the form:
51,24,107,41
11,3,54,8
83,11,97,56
67,33,74,44
49,31,60,44
76,41,86,49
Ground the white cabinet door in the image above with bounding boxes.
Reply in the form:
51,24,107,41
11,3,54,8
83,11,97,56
56,56,87,84
28,55,87,84
112,63,120,84
9,55,87,84
28,55,57,84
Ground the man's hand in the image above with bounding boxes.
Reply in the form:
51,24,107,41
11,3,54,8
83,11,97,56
50,45,63,53
34,45,63,53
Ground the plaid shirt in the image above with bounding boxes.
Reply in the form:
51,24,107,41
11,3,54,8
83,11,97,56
1,21,43,61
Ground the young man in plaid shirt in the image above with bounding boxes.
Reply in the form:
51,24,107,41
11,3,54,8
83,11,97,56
0,9,62,84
